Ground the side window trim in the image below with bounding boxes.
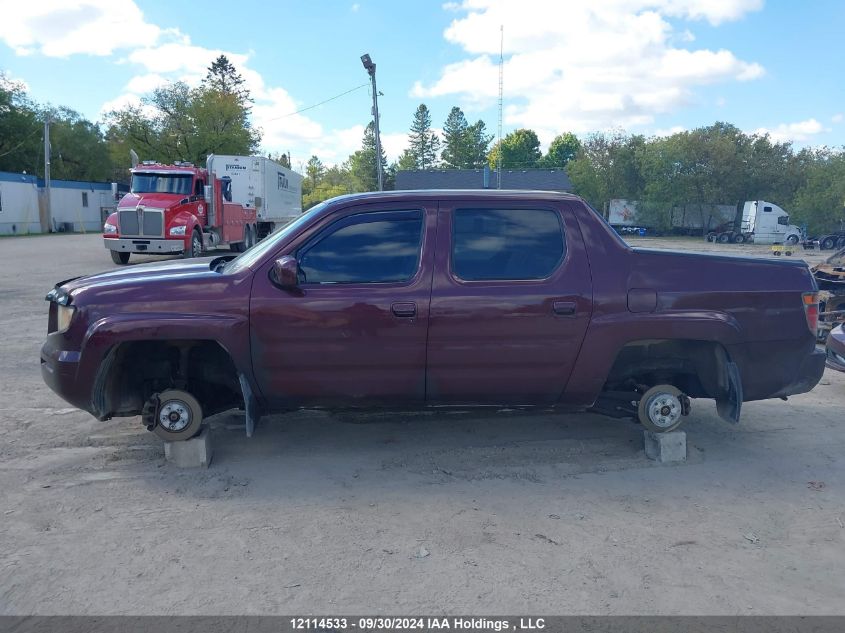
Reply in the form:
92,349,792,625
449,207,567,283
296,208,425,286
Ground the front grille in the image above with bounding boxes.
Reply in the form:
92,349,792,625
119,210,139,235
118,208,163,237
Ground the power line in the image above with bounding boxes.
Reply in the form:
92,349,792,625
269,83,370,121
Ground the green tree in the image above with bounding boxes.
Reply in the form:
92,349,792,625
105,79,260,168
349,121,387,191
305,155,324,186
205,55,252,106
441,106,469,168
792,149,845,234
466,120,493,168
408,104,440,169
0,74,43,175
396,148,417,172
488,128,542,169
539,132,580,169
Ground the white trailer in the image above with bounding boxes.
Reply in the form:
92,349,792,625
608,199,734,235
211,155,303,238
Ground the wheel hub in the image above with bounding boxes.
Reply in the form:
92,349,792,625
158,400,191,432
646,393,682,429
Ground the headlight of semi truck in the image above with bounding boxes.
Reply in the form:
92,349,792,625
103,222,117,234
56,305,75,332
169,225,187,236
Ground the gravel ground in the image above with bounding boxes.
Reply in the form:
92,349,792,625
1,233,843,615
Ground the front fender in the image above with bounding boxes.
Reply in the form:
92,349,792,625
79,312,256,416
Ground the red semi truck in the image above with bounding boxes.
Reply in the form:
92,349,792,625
103,154,301,264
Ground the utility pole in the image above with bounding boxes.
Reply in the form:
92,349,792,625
497,25,504,189
43,115,52,231
361,53,383,191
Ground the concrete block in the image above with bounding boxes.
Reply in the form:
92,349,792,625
643,430,686,463
164,426,212,468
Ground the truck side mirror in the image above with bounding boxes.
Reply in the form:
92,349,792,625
111,182,119,202
204,185,212,203
273,255,299,289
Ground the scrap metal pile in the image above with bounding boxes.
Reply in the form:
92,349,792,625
813,246,845,340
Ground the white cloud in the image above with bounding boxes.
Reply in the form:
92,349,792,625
754,118,827,143
653,125,686,137
351,3,360,11
415,0,765,142
832,113,843,124
0,0,161,57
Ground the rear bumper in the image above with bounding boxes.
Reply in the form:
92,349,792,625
774,347,827,397
104,237,183,254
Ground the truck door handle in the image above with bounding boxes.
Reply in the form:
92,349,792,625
391,302,417,318
552,301,577,317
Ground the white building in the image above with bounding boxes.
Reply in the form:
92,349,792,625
0,171,115,235
0,172,41,235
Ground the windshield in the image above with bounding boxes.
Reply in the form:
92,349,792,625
131,173,193,195
222,201,330,274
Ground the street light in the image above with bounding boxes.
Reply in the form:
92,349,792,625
361,53,383,191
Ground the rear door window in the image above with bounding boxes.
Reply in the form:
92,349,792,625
299,210,423,284
451,208,565,281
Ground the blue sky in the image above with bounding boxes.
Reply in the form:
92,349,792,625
1,0,843,170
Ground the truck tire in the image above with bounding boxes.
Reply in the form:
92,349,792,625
638,385,686,433
717,232,731,243
151,389,203,442
706,233,717,242
821,236,836,250
110,251,130,265
733,233,746,244
785,234,799,245
183,229,203,259
837,237,845,249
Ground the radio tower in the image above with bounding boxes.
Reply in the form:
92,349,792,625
497,25,503,189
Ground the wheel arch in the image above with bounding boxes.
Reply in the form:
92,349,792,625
82,314,255,420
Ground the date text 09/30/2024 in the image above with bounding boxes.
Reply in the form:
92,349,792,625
289,617,545,631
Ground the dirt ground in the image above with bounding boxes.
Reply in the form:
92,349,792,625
1,233,843,615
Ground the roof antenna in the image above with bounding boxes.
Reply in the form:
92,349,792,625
497,24,503,189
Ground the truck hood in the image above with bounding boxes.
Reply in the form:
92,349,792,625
118,192,185,209
57,257,223,301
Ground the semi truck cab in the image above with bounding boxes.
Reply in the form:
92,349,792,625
103,157,257,265
741,200,802,245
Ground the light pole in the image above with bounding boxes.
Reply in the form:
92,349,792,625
361,53,383,191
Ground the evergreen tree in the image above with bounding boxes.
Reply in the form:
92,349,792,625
466,120,493,168
441,106,470,168
204,55,252,105
408,104,440,169
349,122,387,191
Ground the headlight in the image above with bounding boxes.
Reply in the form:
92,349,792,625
56,305,75,332
103,222,117,234
169,225,187,236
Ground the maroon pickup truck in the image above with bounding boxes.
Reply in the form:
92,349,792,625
42,190,825,441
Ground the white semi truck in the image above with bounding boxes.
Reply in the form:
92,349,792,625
708,200,803,245
214,155,304,239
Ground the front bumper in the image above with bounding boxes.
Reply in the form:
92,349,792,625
826,326,845,373
40,334,92,414
104,237,184,254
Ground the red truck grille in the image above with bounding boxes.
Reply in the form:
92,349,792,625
118,208,163,237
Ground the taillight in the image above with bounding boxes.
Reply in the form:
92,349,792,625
803,292,819,335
